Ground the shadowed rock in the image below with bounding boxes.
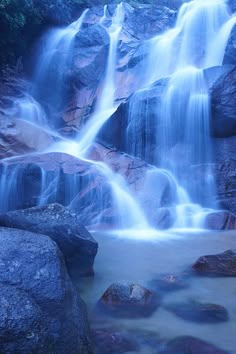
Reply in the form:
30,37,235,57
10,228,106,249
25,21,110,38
148,273,189,293
159,336,229,354
165,300,229,323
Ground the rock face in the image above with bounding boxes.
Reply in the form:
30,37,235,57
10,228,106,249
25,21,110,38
0,203,98,278
97,282,160,318
63,24,109,128
210,66,236,138
224,25,236,65
159,336,228,354
213,137,236,215
165,300,229,323
62,3,177,132
99,80,166,164
192,249,236,276
0,227,92,353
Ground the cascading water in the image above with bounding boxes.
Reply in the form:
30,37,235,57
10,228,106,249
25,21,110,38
32,9,89,123
77,3,124,155
127,0,236,228
0,1,235,233
0,3,149,230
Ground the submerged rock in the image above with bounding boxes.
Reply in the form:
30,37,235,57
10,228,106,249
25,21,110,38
0,227,92,353
165,300,229,323
205,210,236,230
148,273,189,292
91,328,139,354
0,203,98,278
159,336,229,354
192,249,236,276
97,282,160,318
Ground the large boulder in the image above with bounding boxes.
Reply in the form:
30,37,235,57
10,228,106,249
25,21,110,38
0,203,98,278
0,227,92,353
192,249,236,276
97,282,160,318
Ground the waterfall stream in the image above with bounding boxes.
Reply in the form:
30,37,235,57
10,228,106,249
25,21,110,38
0,0,235,232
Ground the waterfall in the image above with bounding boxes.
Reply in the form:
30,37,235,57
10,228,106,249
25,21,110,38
127,0,236,228
77,3,124,155
32,9,89,123
0,1,235,232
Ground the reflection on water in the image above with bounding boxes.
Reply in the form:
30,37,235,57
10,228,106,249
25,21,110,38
78,231,236,353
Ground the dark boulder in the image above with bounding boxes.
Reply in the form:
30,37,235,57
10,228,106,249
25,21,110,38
192,249,236,276
0,227,92,353
165,300,229,323
159,336,229,354
97,282,160,318
0,203,98,278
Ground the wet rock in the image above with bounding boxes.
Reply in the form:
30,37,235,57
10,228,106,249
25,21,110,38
149,273,189,292
165,300,229,323
213,137,236,215
97,282,160,318
0,143,175,228
63,24,109,128
0,227,92,353
210,66,236,138
0,203,98,278
99,80,167,164
159,336,229,354
223,25,236,65
205,210,236,230
0,115,55,159
228,0,236,13
91,328,139,354
192,249,236,276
